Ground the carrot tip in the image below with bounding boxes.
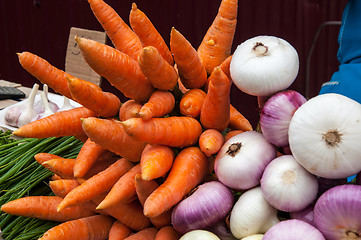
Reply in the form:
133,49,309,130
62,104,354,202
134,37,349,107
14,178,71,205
131,2,137,10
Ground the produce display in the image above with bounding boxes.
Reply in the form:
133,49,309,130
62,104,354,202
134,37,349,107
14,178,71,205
1,0,361,239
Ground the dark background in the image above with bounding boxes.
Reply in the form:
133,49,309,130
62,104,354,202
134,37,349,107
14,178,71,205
0,0,348,127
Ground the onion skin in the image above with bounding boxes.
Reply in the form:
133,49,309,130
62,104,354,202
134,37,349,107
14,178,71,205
263,219,326,240
314,184,361,240
288,93,361,179
215,131,276,190
180,230,221,240
171,181,234,234
260,155,318,212
230,35,299,97
260,90,306,147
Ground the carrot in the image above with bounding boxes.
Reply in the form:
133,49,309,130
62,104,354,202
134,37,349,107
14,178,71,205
197,0,238,75
34,152,62,165
0,196,95,222
57,158,133,212
97,164,141,209
129,3,174,66
81,117,146,162
138,46,178,91
121,116,202,148
143,146,209,218
49,174,62,181
73,138,108,178
138,90,175,121
204,54,233,92
92,193,151,231
87,0,142,60
134,174,172,228
12,107,96,139
42,158,76,179
124,227,158,240
228,104,253,131
155,226,181,240
83,156,118,179
224,129,244,142
49,179,80,198
17,51,74,99
119,99,143,121
170,27,207,89
179,88,207,118
75,36,155,103
200,67,231,132
140,144,175,181
67,76,121,118
109,221,133,240
39,215,115,240
199,129,224,157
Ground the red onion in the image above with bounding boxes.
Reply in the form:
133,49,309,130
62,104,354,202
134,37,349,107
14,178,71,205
289,204,315,226
215,131,276,190
263,219,325,240
314,184,361,240
260,90,306,147
171,181,234,234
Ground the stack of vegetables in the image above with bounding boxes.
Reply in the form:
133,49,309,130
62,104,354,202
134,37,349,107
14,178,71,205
1,0,361,239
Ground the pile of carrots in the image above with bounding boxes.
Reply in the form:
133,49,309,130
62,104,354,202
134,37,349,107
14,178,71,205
0,0,254,239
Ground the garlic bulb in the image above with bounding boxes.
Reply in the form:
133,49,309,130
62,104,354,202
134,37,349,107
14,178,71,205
4,83,39,127
288,93,361,179
33,84,59,114
36,92,54,119
230,35,299,96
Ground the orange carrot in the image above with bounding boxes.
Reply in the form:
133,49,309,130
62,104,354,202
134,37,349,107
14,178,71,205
224,129,244,142
49,174,62,181
129,3,174,66
39,215,115,240
109,221,133,240
179,88,207,118
81,117,146,162
134,174,172,228
87,0,142,60
75,36,155,103
155,226,181,240
12,107,96,139
67,76,121,118
119,99,143,121
138,46,178,91
138,90,175,120
200,67,231,132
140,144,175,181
34,153,62,165
42,158,76,179
49,179,80,198
204,54,233,92
97,164,141,209
124,227,158,240
197,0,238,74
17,51,74,99
170,27,207,89
73,138,108,178
143,146,209,218
83,157,118,179
220,55,233,80
121,116,202,148
1,196,95,222
57,158,133,212
92,193,151,231
199,129,224,157
228,104,253,131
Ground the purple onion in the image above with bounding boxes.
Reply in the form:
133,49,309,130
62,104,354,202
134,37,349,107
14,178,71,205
290,204,315,226
314,184,361,240
171,181,234,234
260,90,306,147
263,219,325,240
